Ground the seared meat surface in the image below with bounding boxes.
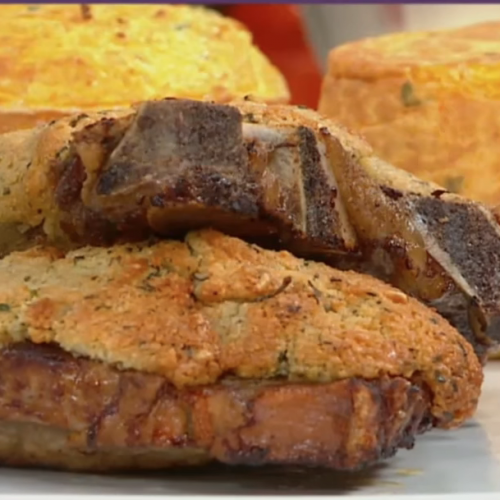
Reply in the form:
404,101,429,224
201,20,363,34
0,342,431,472
0,100,358,260
0,98,498,356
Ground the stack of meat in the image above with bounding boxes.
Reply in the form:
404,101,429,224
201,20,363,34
0,97,497,471
0,3,498,474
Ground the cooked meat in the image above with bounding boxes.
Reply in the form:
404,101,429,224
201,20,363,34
0,342,432,472
321,135,500,361
0,230,482,419
0,99,358,260
0,98,499,356
0,230,482,471
493,205,500,225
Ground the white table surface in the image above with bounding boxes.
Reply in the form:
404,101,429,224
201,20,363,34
1,364,500,497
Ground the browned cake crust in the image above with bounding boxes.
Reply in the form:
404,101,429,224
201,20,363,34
0,98,498,357
0,342,432,472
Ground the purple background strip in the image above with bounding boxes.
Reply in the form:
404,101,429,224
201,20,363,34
12,1,499,4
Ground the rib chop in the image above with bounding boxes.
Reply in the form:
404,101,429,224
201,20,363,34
0,230,482,471
0,98,499,357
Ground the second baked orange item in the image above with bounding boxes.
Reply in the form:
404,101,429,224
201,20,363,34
319,21,500,206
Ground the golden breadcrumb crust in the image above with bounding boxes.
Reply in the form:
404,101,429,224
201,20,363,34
0,230,482,427
319,21,500,206
0,4,289,133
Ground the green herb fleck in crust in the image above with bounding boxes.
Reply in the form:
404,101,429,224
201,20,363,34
401,82,422,107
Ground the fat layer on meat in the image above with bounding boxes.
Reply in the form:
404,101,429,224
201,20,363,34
0,98,499,355
0,342,432,471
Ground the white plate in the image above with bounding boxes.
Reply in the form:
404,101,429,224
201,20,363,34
1,365,499,497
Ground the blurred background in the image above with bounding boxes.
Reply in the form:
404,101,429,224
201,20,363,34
214,4,500,107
